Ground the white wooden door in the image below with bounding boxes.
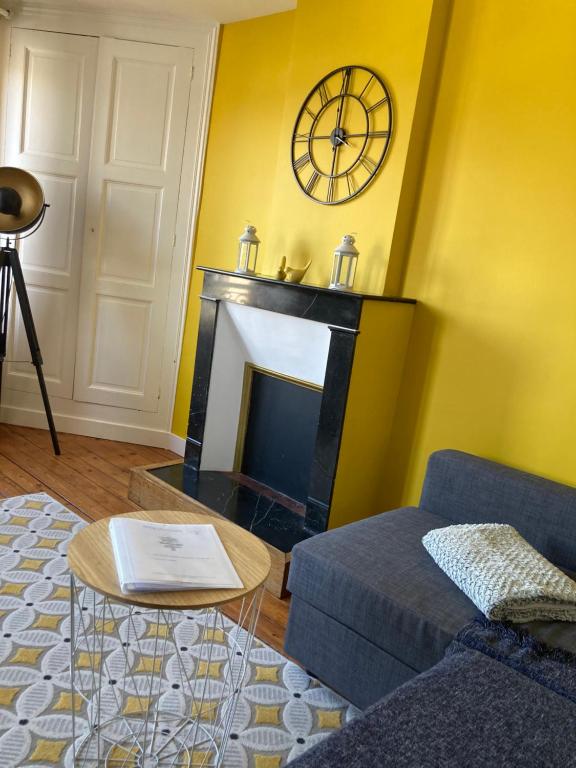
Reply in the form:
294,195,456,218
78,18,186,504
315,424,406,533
4,29,97,399
73,38,193,412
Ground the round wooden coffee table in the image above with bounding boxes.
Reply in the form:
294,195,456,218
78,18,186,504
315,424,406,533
67,510,271,768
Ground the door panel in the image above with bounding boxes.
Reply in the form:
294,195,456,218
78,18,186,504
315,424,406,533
109,57,175,169
91,296,152,392
22,47,84,160
98,181,162,285
74,38,193,411
4,29,97,398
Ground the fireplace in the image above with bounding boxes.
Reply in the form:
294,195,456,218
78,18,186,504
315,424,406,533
238,366,322,505
132,267,416,595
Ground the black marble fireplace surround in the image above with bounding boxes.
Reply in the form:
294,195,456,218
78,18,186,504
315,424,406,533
149,267,415,552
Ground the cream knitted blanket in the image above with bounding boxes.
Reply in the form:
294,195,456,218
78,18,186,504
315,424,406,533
422,523,576,623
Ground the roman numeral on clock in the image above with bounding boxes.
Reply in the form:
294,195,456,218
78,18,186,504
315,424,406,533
327,176,335,203
318,82,329,107
305,171,320,196
293,152,311,171
358,74,374,100
359,155,377,173
346,172,357,197
340,67,352,95
345,130,391,140
367,96,389,113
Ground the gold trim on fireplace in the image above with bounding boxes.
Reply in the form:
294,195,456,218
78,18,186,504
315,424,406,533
233,363,323,473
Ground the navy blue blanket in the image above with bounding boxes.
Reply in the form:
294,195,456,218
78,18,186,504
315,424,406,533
288,617,576,767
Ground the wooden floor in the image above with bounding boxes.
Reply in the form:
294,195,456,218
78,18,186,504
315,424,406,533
0,424,291,653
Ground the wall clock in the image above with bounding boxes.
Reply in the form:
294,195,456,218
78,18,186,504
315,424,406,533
291,65,393,205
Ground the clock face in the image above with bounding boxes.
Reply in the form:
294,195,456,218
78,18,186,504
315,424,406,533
291,65,393,205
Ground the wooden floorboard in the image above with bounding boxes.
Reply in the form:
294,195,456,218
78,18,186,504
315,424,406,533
0,424,291,652
0,425,137,519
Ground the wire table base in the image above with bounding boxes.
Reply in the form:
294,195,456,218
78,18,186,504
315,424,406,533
69,574,264,767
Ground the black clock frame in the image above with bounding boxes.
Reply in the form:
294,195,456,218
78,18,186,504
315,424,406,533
291,65,393,205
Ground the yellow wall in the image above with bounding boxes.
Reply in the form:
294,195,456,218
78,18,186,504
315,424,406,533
175,0,576,512
388,0,576,504
173,0,440,436
172,11,296,434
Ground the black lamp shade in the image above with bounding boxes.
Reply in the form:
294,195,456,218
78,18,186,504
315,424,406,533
0,167,44,234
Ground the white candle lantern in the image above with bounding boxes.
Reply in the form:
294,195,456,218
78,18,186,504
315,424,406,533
236,225,260,274
329,234,359,290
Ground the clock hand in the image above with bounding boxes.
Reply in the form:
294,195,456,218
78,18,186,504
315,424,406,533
331,67,352,153
294,134,349,142
335,68,351,133
296,132,386,143
326,67,352,183
329,133,341,178
295,132,354,144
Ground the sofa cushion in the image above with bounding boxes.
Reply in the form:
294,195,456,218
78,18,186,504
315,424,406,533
287,507,477,672
420,450,576,570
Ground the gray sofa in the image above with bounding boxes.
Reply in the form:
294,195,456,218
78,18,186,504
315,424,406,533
284,449,576,709
287,615,576,767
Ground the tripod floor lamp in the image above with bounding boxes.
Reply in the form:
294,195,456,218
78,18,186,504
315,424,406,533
0,167,60,455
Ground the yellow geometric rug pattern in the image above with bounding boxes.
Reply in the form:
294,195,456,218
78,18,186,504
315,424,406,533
0,493,359,767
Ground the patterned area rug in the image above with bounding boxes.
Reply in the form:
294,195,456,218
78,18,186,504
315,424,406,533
0,493,358,767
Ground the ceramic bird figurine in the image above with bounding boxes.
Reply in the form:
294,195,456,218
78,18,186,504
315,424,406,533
285,259,311,284
276,256,287,281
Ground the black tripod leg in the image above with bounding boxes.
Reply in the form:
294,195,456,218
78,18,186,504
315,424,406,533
0,263,9,413
33,361,61,455
7,250,61,455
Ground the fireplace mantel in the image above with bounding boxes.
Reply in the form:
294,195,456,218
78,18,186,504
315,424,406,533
197,267,415,330
130,267,416,596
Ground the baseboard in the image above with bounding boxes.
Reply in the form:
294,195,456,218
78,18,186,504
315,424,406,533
0,403,186,454
166,432,186,456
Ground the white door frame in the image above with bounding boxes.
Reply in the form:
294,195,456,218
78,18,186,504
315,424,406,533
0,5,219,453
